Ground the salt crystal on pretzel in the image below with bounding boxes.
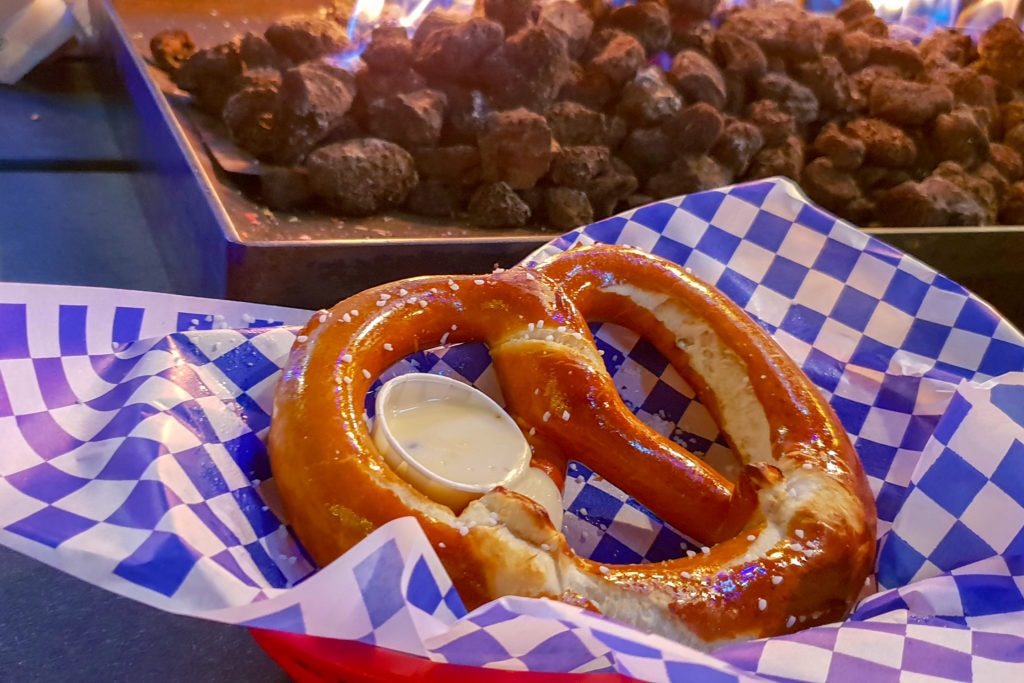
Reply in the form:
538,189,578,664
267,244,876,651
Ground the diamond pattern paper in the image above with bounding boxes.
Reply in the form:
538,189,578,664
3,179,1024,681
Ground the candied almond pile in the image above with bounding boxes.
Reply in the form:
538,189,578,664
151,1,1024,228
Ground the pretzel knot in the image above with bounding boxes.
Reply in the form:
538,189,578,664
268,244,877,650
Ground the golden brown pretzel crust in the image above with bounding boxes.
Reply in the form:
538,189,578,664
267,244,877,650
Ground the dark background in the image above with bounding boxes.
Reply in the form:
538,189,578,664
0,54,288,682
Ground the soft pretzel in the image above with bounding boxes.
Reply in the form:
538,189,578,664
267,244,877,651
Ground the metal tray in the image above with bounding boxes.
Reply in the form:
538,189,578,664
91,0,1024,328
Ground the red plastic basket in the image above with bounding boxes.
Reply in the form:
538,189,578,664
250,628,641,683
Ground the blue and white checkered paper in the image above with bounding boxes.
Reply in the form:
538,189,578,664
2,177,1024,681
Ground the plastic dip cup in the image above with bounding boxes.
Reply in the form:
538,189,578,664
372,373,563,526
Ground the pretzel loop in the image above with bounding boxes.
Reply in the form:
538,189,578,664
268,244,877,650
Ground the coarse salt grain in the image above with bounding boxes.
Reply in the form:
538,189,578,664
399,289,408,296
795,529,805,539
343,376,353,384
803,463,813,469
419,300,428,308
686,550,697,558
528,322,535,331
561,410,570,421
474,279,485,285
599,566,610,575
441,332,450,344
459,526,469,536
771,575,783,585
438,542,446,548
319,313,328,323
383,343,394,351
542,411,551,422
579,508,588,516
758,598,768,611
747,534,756,542
296,335,308,342
342,313,351,323
701,546,711,555
362,369,371,379
786,615,796,628
342,354,353,363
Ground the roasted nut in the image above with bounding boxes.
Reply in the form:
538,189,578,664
307,138,418,215
478,108,555,189
150,29,196,72
668,49,726,109
468,181,532,226
264,16,349,63
545,186,594,229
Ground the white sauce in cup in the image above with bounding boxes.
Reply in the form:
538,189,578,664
385,396,523,486
372,373,563,526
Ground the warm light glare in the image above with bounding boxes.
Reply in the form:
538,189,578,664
401,0,436,27
353,0,386,22
957,0,1018,28
864,0,966,30
875,0,912,15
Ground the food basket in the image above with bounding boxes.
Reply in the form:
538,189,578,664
1,178,1023,681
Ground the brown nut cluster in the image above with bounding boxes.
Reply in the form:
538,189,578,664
150,2,1024,228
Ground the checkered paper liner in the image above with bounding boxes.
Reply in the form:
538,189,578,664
2,177,1024,680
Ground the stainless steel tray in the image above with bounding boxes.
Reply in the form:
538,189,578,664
92,0,1024,328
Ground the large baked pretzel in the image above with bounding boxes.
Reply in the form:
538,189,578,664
267,244,877,650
